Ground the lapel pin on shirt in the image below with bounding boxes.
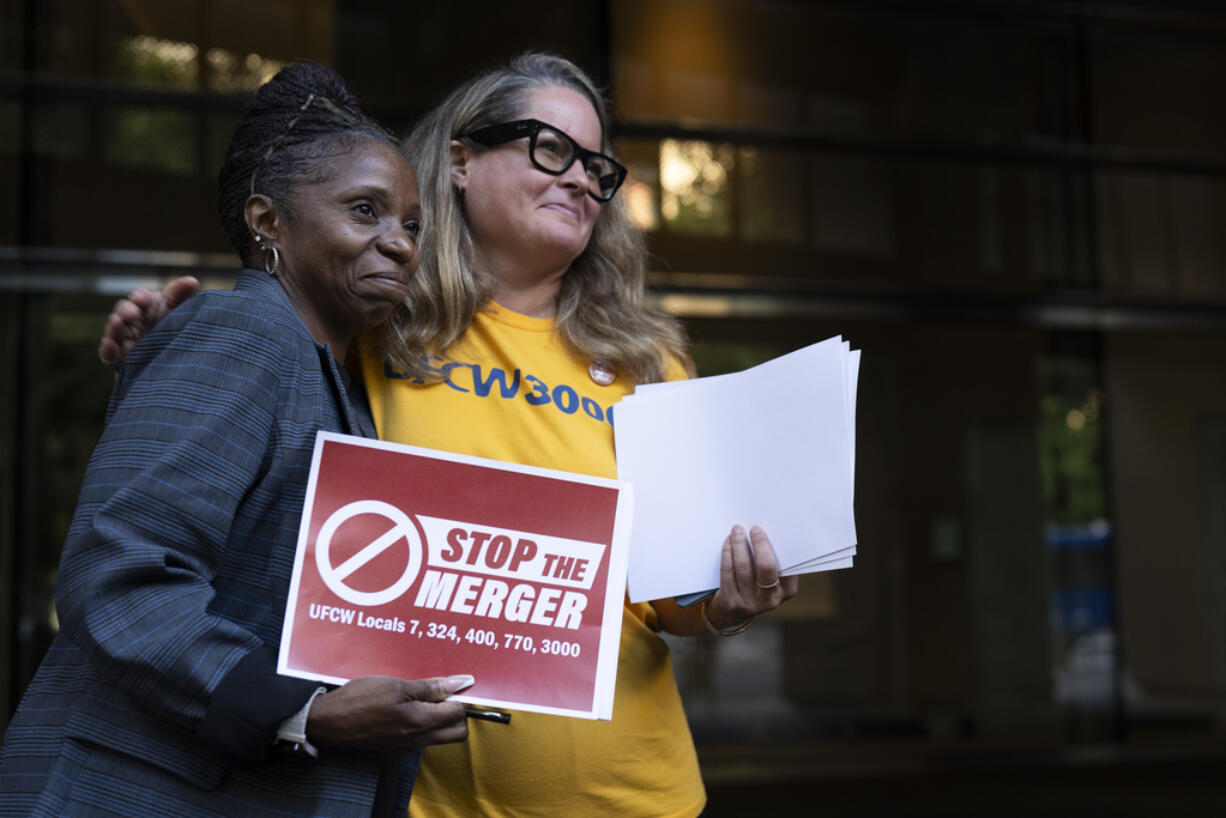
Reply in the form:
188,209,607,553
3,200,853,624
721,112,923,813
588,359,616,386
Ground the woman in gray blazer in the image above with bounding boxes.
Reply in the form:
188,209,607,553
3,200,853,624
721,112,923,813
0,62,469,817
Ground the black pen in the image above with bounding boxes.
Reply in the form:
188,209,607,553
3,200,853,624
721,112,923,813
464,705,511,724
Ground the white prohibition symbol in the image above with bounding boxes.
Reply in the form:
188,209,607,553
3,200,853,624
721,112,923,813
315,499,423,607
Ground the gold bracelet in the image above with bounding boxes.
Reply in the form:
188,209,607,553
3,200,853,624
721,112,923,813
700,599,755,636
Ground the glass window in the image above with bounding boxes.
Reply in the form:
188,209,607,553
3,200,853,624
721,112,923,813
7,0,332,253
1105,333,1226,733
0,99,20,157
659,139,736,237
614,0,1073,143
672,318,1060,745
740,148,804,245
206,112,242,181
30,103,89,160
616,138,660,233
0,293,118,733
103,107,198,175
0,99,17,244
1097,170,1226,299
645,150,1085,291
1029,167,1094,289
31,0,94,77
22,0,326,85
110,34,200,90
1092,24,1226,159
1040,343,1115,727
207,0,334,73
204,47,287,93
811,155,895,258
0,1,23,69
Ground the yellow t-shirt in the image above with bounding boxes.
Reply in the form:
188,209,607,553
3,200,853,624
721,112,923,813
361,303,705,818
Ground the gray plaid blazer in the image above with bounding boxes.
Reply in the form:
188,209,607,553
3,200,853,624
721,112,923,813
0,270,418,817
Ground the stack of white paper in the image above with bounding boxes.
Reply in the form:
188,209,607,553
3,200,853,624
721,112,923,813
614,336,859,603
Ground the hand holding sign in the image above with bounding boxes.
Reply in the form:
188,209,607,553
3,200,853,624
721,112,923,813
307,674,472,751
279,433,633,721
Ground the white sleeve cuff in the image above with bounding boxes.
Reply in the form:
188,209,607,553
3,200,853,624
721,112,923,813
273,685,328,759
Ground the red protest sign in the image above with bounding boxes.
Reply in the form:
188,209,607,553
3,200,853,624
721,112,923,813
277,432,632,720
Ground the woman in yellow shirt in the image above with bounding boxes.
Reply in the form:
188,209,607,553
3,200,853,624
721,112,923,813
100,52,798,818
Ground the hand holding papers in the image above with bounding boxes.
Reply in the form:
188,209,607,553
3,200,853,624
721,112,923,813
614,336,859,603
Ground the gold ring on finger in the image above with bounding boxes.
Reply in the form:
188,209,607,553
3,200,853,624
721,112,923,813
756,578,781,590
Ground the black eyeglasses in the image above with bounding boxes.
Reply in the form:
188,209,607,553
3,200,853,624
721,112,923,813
460,118,627,202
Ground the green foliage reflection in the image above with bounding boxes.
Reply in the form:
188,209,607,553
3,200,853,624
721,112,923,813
1039,357,1106,525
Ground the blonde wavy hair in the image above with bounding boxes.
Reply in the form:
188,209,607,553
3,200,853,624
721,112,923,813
374,52,692,385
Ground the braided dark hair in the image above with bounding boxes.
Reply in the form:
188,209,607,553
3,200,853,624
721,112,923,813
217,61,396,261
